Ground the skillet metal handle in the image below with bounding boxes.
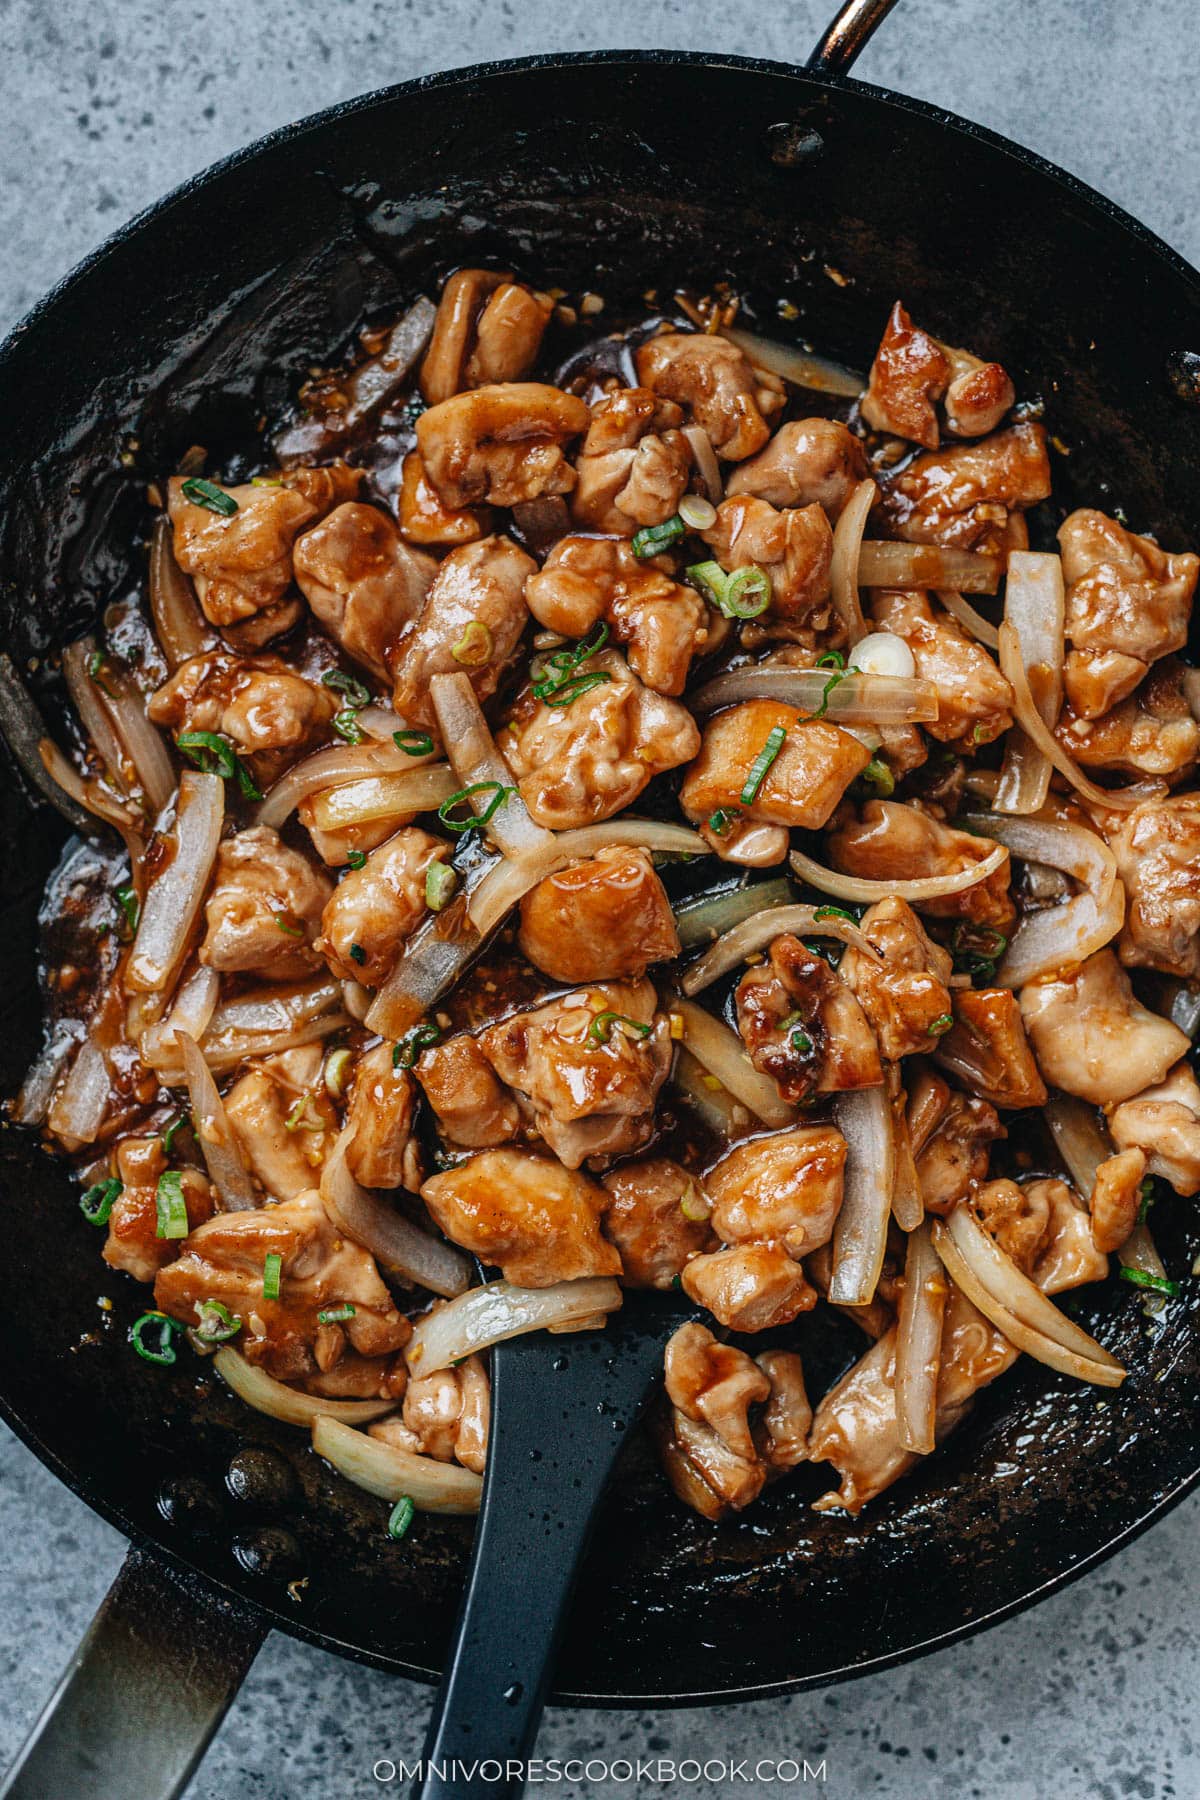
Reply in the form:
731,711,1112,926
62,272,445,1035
0,1545,266,1800
808,0,903,74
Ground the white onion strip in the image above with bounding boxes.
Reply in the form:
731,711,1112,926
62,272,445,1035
469,821,709,937
934,589,1000,650
830,478,874,643
46,1039,110,1153
671,1045,752,1136
213,1347,395,1425
688,667,938,724
62,638,134,798
38,738,144,839
721,326,865,398
790,840,1007,905
858,541,1003,595
149,517,210,667
675,878,795,950
365,904,482,1040
931,1208,1125,1385
321,1129,470,1298
671,998,795,1128
430,672,552,860
957,812,1122,986
995,553,1065,816
101,665,177,815
256,739,440,830
307,765,458,831
1044,1092,1168,1315
312,1416,480,1515
407,1278,623,1376
126,772,223,994
178,1031,258,1211
682,424,723,501
998,621,1138,812
829,1086,894,1306
681,903,878,996
895,1220,947,1455
139,964,220,1070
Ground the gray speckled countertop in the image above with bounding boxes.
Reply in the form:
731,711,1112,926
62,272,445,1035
1,2,1198,1795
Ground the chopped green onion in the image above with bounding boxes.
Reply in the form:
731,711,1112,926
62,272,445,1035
722,564,772,620
425,861,458,912
816,650,847,670
588,1010,652,1046
740,725,787,806
929,1013,955,1037
532,623,610,704
317,1303,357,1324
180,477,239,517
778,1010,805,1031
393,1021,442,1069
176,730,261,801
115,883,140,940
194,1300,242,1344
349,943,366,966
273,912,305,938
951,923,1009,984
862,757,895,797
541,670,611,707
1137,1178,1156,1226
387,1495,415,1540
707,807,742,838
333,709,365,744
346,849,367,869
451,620,493,666
250,475,283,488
393,729,435,756
686,560,729,607
80,1177,122,1226
86,649,115,696
438,781,513,834
322,669,371,710
285,1094,326,1134
678,1182,711,1223
631,516,685,559
1120,1267,1180,1299
130,1312,184,1366
677,494,717,531
262,1253,283,1300
789,1028,813,1053
324,1047,353,1100
155,1171,189,1240
813,904,856,923
160,1113,189,1156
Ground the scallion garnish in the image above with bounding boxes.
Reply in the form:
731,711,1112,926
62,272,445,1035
333,709,365,744
707,807,741,838
532,622,610,706
346,849,367,869
451,620,493,666
425,862,458,912
130,1312,184,1366
541,670,611,707
285,1095,326,1134
349,943,366,965
262,1253,283,1300
387,1495,415,1540
437,781,513,834
80,1177,122,1226
180,477,239,517
740,725,787,805
1120,1267,1180,1299
324,1047,352,1100
86,649,115,696
393,1021,442,1069
631,516,685,559
393,729,435,756
789,1027,813,1053
194,1299,242,1344
176,730,261,801
686,560,729,607
862,757,895,797
317,1303,357,1324
816,650,847,670
588,1010,652,1046
322,669,371,710
813,904,857,923
929,1013,955,1037
115,882,140,940
722,564,772,619
1137,1178,1156,1226
160,1112,189,1156
155,1171,189,1240
951,923,1009,985
273,912,305,938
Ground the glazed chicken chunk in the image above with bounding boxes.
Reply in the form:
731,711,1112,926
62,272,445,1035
293,502,437,679
420,1149,621,1285
390,534,535,726
317,826,450,986
933,987,1048,1111
398,450,494,547
635,332,784,461
599,1158,717,1288
871,588,1014,746
415,1033,523,1149
148,651,335,758
877,421,1051,555
828,800,1015,932
416,382,590,508
1112,794,1200,978
680,1242,816,1334
665,1321,770,1461
1109,1061,1200,1197
1019,950,1190,1107
725,417,867,517
1089,1147,1147,1254
200,826,332,979
681,701,869,842
371,1354,490,1473
1058,508,1198,718
224,1046,334,1202
570,386,693,533
344,1042,422,1192
517,848,680,983
420,269,554,403
526,536,711,696
699,496,834,625
736,934,883,1102
861,302,1015,448
1056,658,1200,778
909,1073,1004,1215
704,1124,847,1258
838,897,955,1060
102,1136,214,1284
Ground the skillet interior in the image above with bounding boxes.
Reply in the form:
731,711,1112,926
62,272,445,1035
3,51,1200,1704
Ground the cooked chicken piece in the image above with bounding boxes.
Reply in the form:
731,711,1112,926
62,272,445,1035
1090,1147,1147,1253
754,1350,813,1470
167,464,359,631
658,1340,811,1519
870,588,1013,746
526,536,710,696
398,451,494,546
416,383,589,509
705,1123,846,1257
317,827,449,986
1113,794,1200,978
861,303,1014,448
635,332,784,461
420,270,553,403
913,1084,1004,1215
657,1406,766,1519
736,934,883,1101
200,827,332,980
664,1321,770,1460
102,1136,214,1283
1056,658,1200,778
934,988,1047,1110
505,650,699,829
224,1046,334,1201
680,1242,816,1332
371,1354,489,1473
699,496,834,624
293,503,437,680
1058,508,1198,718
344,1042,422,1191
420,1148,621,1285
148,650,336,758
1109,1061,1200,1196
681,701,869,835
570,386,692,533
1020,950,1189,1108
1027,1176,1109,1289
517,848,680,984
839,897,955,1060
828,800,1016,933
598,1158,717,1288
725,418,867,517
973,1176,1051,1270
478,981,670,1168
697,816,792,868
296,808,399,870
154,1188,410,1386
415,1033,522,1149
877,422,1051,554
389,534,535,727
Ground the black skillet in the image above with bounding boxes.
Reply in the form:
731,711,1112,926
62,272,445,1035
4,0,1200,1793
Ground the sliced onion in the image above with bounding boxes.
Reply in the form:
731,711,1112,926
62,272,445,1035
888,1066,924,1232
1162,978,1200,1039
934,589,1000,650
178,1031,258,1211
721,326,865,398
63,638,134,797
213,1347,395,1425
190,1013,350,1081
998,621,1138,812
407,1277,623,1376
0,656,94,834
931,1206,1125,1385
256,739,439,830
365,900,483,1039
688,667,938,724
38,738,143,839
957,811,1122,986
681,903,878,996
429,672,553,860
682,424,723,501
1044,1090,1112,1198
790,839,1008,905
139,964,220,1070
149,516,210,667
957,813,1114,900
895,1219,947,1455
321,1128,470,1298
995,552,1065,816
830,478,874,643
671,1044,754,1136
672,998,794,1129
210,978,342,1037
675,877,795,949
46,1039,110,1152
858,541,1003,595
829,1085,894,1305
126,772,223,993
357,705,411,740
101,663,177,815
14,1021,80,1127
307,765,458,831
312,1414,480,1515
469,821,709,937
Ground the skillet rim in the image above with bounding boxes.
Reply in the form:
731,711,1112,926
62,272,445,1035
2,44,1199,1708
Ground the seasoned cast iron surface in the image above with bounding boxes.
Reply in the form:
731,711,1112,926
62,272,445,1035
2,54,1200,1701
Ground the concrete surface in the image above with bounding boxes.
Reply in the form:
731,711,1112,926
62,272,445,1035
1,0,1198,1795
